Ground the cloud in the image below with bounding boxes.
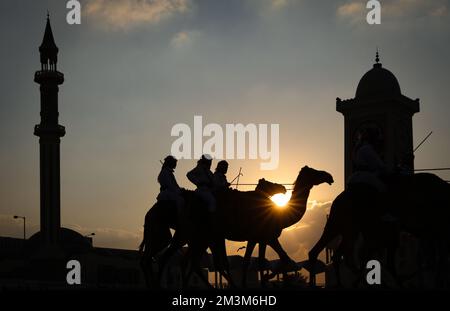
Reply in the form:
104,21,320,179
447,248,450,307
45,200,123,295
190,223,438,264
382,0,449,18
170,30,199,48
337,0,449,25
271,0,289,10
1,199,333,260
84,0,190,30
307,199,333,211
0,197,333,263
283,201,332,257
248,0,301,16
337,2,366,24
429,5,449,17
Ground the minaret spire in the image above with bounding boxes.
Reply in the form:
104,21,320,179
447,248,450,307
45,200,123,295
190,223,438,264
34,16,65,247
39,13,59,71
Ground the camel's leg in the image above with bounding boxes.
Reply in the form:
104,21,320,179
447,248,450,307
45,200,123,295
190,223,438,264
331,243,343,287
219,269,235,289
141,222,173,288
190,249,214,290
346,234,370,288
435,238,448,288
157,244,179,286
308,224,339,287
258,243,267,287
269,239,292,262
211,238,236,288
242,241,257,288
417,240,427,288
182,246,194,289
194,266,214,289
216,267,235,289
183,245,213,289
158,231,184,287
259,239,294,283
139,235,153,288
140,255,154,288
182,263,193,289
308,191,351,287
139,224,152,287
384,232,399,285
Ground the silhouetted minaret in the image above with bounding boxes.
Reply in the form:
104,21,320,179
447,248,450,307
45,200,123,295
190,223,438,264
34,15,65,246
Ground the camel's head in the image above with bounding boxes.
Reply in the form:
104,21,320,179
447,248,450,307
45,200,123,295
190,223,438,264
296,166,334,187
256,178,287,196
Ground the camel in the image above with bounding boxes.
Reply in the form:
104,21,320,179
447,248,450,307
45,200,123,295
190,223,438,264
308,173,450,288
139,178,286,288
236,166,334,286
167,166,333,287
140,166,334,288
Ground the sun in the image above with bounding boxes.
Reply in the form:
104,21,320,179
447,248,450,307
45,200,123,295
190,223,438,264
271,191,292,207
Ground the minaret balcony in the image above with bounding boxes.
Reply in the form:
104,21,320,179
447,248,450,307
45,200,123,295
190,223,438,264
34,70,64,85
34,124,66,138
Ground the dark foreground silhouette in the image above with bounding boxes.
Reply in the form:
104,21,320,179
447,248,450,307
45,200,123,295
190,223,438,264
309,172,450,288
139,178,286,288
140,166,333,288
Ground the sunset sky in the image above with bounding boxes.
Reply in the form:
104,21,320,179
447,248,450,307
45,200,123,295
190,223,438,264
1,0,449,262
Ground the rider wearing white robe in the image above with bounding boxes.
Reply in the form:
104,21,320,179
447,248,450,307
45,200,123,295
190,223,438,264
348,129,386,193
213,160,230,192
187,155,216,213
157,156,184,213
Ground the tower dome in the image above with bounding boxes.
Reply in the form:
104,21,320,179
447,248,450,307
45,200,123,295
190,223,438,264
355,52,401,100
337,50,420,186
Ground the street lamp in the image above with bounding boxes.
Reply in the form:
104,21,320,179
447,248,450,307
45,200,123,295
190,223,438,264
13,215,26,240
84,232,95,246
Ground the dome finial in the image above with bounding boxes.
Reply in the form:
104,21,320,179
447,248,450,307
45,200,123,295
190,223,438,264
47,10,50,20
373,47,382,68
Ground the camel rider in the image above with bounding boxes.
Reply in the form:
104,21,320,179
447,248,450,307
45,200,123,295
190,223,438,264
187,154,216,213
213,160,231,192
348,128,387,193
157,155,185,218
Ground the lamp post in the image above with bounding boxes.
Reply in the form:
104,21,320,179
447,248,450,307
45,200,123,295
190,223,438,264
13,215,26,240
84,232,95,246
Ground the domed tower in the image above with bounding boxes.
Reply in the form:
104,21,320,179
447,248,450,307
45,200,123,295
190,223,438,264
34,15,65,246
336,51,420,184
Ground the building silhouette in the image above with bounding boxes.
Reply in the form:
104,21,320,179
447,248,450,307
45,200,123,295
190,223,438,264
324,52,423,288
4,18,432,289
0,16,146,289
0,17,229,289
337,51,420,184
33,14,65,247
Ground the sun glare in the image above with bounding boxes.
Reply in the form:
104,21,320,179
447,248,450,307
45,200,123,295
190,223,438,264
271,191,292,207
